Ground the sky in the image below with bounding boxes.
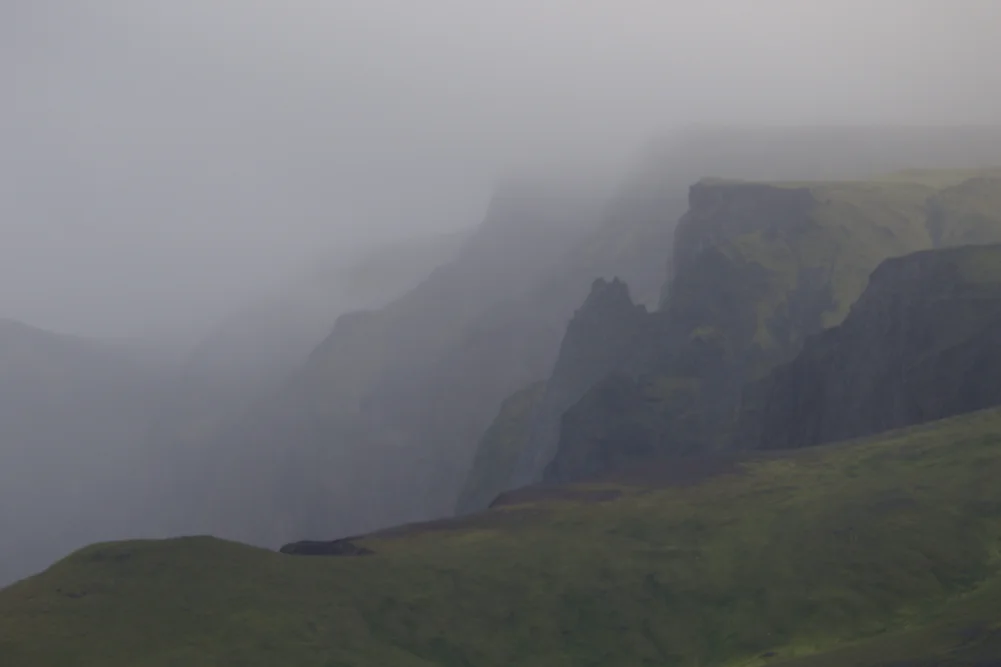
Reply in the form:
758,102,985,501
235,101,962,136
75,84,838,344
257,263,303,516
3,0,1001,342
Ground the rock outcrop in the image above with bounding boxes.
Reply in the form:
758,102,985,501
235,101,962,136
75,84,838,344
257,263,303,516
505,278,660,487
199,182,607,546
539,172,1001,485
743,243,1001,449
278,538,373,556
454,381,547,515
456,277,664,512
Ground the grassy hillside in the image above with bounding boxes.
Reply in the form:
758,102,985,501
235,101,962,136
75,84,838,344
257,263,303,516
7,407,1001,666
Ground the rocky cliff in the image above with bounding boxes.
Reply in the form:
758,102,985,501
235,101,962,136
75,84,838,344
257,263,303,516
454,380,547,513
744,243,1001,450
532,171,1001,488
195,182,609,545
455,278,659,512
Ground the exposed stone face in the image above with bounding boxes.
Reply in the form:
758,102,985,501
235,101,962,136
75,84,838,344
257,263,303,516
744,243,1001,450
539,174,1001,484
506,277,660,488
670,181,817,286
459,170,1001,507
455,192,688,513
454,381,548,515
544,372,701,483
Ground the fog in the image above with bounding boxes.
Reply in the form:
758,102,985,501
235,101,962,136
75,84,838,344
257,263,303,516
3,1,1001,586
4,0,1001,340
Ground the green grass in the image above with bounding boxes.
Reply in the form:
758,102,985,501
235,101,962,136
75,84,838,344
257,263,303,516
682,170,1001,358
717,180,934,352
7,408,1001,665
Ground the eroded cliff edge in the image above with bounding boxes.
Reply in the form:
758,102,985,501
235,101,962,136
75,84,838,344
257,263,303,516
743,243,1001,450
464,171,1001,501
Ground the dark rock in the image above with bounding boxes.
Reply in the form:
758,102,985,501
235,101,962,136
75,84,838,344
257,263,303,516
279,538,374,557
746,243,1001,449
507,277,662,488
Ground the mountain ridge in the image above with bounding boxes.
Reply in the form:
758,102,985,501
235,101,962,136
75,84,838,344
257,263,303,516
462,168,1001,508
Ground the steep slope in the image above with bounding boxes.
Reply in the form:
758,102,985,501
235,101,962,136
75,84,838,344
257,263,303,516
455,278,660,513
140,232,467,536
453,380,547,514
456,278,660,512
522,177,934,490
534,171,1001,489
6,408,1001,665
744,243,1001,450
458,127,1001,511
194,181,606,546
165,230,469,441
0,319,170,585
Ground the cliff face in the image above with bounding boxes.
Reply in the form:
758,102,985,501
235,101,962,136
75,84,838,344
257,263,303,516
143,232,468,529
466,182,854,500
454,380,547,514
745,243,1001,450
495,278,660,492
543,372,705,482
195,183,601,545
541,179,932,482
450,190,688,513
456,277,663,513
540,171,1001,486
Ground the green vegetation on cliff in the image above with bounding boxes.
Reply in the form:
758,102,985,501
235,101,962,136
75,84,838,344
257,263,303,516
7,408,1001,666
530,170,1001,489
676,173,1001,362
745,242,1001,451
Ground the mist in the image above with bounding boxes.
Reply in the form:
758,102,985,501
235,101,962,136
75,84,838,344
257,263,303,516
3,0,1000,340
3,1,1001,586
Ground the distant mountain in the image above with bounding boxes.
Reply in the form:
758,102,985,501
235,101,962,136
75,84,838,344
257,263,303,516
151,231,469,450
142,231,468,536
0,319,170,585
192,180,607,546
